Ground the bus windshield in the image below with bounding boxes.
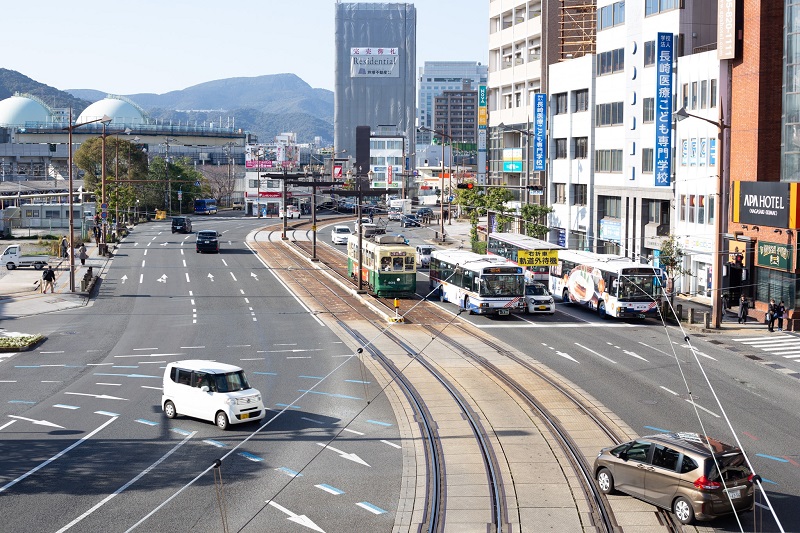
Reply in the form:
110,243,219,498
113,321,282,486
479,274,524,297
617,273,660,302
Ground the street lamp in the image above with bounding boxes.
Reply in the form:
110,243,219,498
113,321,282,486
63,112,111,292
675,106,729,329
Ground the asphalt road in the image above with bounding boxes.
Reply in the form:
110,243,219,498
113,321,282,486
0,214,403,533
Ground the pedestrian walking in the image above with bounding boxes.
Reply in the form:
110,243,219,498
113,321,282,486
737,295,749,324
41,265,55,294
78,243,88,266
60,236,68,258
776,300,786,331
767,298,777,332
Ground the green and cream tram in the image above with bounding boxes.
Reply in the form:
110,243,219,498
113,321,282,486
347,235,417,297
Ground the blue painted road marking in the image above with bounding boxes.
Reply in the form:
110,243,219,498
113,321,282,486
135,419,159,426
756,454,790,463
761,478,778,485
644,425,671,433
54,404,80,410
315,484,345,495
253,371,277,376
345,379,371,384
275,403,302,409
276,467,302,478
367,420,393,427
356,502,387,514
170,428,192,436
298,375,324,380
112,365,139,369
8,400,35,404
95,411,120,417
203,439,228,448
94,373,159,379
238,452,264,462
298,390,362,400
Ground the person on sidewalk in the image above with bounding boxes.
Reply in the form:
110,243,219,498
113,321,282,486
78,243,88,266
767,298,777,332
60,236,68,258
776,300,786,331
737,295,749,324
41,266,55,294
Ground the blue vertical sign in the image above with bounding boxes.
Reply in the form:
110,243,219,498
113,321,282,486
654,32,673,187
533,93,547,171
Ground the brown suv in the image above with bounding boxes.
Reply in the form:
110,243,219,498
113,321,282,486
593,432,754,524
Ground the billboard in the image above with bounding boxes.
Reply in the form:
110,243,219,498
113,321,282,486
350,47,399,77
717,0,737,59
733,181,791,227
654,32,673,187
503,148,523,172
533,93,547,171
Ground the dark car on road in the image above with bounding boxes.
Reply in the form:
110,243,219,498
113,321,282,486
416,207,434,220
196,230,221,253
593,432,754,525
171,216,192,234
401,214,421,228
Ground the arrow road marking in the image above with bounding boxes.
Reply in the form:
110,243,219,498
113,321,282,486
316,442,370,466
120,275,128,284
268,501,326,533
65,392,128,401
575,343,617,364
160,242,168,246
157,274,167,283
208,273,215,282
7,415,64,429
251,272,259,281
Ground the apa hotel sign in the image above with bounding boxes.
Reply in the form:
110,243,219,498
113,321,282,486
733,181,792,227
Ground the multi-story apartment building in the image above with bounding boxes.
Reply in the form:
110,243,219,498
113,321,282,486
417,61,487,144
432,81,479,164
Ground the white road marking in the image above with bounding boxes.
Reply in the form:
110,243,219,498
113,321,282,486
133,348,158,351
221,259,228,266
381,440,401,449
139,274,143,284
660,386,679,396
185,273,190,283
574,343,617,364
230,272,237,281
96,383,121,386
143,250,148,256
141,260,145,268
342,428,364,436
686,399,720,418
182,259,186,267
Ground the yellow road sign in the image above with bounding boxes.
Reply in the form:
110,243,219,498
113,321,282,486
517,249,558,267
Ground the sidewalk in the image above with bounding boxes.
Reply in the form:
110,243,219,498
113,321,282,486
0,241,112,319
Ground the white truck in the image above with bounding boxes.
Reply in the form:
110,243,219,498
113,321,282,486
1,244,49,270
388,198,411,220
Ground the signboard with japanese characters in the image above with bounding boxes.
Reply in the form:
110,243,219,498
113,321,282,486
533,93,547,171
518,249,558,267
655,33,674,187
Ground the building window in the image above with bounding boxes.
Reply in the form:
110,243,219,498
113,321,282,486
574,89,589,112
595,102,624,126
682,83,689,109
700,80,708,109
691,82,698,109
555,138,568,159
644,40,655,67
555,183,567,203
708,195,715,226
600,195,622,218
710,79,717,108
646,0,679,16
597,48,625,76
598,1,625,30
554,92,568,114
573,137,588,159
679,194,686,222
45,210,60,219
642,148,654,172
688,195,695,223
698,195,706,224
643,97,655,123
595,149,623,172
572,184,588,205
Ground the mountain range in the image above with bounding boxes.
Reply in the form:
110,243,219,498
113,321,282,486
0,69,334,144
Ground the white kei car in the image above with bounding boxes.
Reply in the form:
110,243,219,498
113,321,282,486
331,225,353,244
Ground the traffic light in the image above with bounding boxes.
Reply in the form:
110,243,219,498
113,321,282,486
527,185,543,194
456,182,475,190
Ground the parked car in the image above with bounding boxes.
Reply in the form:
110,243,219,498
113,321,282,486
353,217,372,233
171,216,192,234
196,230,221,253
331,225,353,245
400,214,420,228
162,360,265,430
416,207,434,220
416,245,434,267
524,282,555,314
231,201,244,210
593,432,755,525
279,205,300,218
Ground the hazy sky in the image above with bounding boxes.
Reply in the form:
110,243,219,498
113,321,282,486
6,0,489,95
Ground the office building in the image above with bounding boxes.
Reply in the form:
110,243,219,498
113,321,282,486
417,61,487,144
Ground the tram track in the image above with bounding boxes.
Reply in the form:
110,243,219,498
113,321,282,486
250,225,684,532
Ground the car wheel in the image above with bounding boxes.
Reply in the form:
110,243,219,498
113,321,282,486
596,468,615,494
464,296,473,315
439,287,446,302
673,496,695,525
215,411,230,430
6,263,15,270
598,301,607,319
164,400,177,419
196,249,200,253
562,289,571,304
34,264,44,270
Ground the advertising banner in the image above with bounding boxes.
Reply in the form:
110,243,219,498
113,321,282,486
350,47,399,77
599,218,621,244
717,0,737,59
655,32,674,187
757,241,792,271
503,148,523,172
533,93,547,171
478,85,487,186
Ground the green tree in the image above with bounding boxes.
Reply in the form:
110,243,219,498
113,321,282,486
73,137,148,193
659,235,687,303
453,186,514,253
520,203,553,239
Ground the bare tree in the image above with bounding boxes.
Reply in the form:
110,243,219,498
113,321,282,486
197,162,237,206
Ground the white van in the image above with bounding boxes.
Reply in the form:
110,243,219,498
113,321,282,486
161,360,266,430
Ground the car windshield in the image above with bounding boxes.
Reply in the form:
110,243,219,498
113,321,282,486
173,218,186,223
418,247,432,255
213,370,252,393
479,274,524,297
617,274,660,302
198,231,216,239
335,227,350,234
526,284,549,296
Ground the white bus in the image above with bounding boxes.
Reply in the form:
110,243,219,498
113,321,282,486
549,249,665,319
487,232,563,283
429,249,526,315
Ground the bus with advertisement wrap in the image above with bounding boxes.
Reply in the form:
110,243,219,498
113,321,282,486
549,249,665,319
429,250,525,315
487,232,563,283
